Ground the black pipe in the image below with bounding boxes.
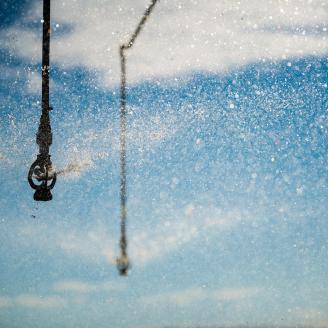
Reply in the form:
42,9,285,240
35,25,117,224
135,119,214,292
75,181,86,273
28,0,56,201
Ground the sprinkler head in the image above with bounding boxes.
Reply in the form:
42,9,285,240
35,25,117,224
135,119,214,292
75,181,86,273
116,255,130,276
28,158,56,201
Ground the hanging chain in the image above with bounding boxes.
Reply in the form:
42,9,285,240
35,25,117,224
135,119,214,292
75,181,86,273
28,0,56,201
116,0,159,276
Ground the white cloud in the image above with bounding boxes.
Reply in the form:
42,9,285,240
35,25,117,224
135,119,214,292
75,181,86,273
289,306,324,320
1,0,327,86
55,226,117,265
130,206,245,265
212,287,261,301
8,203,247,268
53,280,125,293
0,280,124,309
15,294,66,308
142,287,207,306
14,221,117,265
141,286,261,306
1,174,255,268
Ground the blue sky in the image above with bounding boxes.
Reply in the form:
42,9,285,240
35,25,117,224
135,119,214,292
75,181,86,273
0,0,327,327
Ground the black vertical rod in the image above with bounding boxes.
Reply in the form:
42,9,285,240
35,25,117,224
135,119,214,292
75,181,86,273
28,0,56,201
37,0,51,156
42,0,50,116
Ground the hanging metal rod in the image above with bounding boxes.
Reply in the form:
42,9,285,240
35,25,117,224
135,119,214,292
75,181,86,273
28,0,56,201
121,0,159,50
116,0,159,276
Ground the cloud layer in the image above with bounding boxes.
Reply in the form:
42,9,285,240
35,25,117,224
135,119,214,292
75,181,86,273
0,295,66,308
53,280,125,293
1,0,327,86
141,286,261,306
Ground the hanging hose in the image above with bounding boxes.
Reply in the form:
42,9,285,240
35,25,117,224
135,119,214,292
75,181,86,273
116,0,159,276
28,0,56,201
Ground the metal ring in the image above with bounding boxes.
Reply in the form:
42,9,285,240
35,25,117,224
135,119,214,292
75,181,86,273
28,159,57,190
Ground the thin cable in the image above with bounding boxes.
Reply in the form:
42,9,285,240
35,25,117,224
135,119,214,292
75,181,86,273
122,0,159,50
117,0,159,276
